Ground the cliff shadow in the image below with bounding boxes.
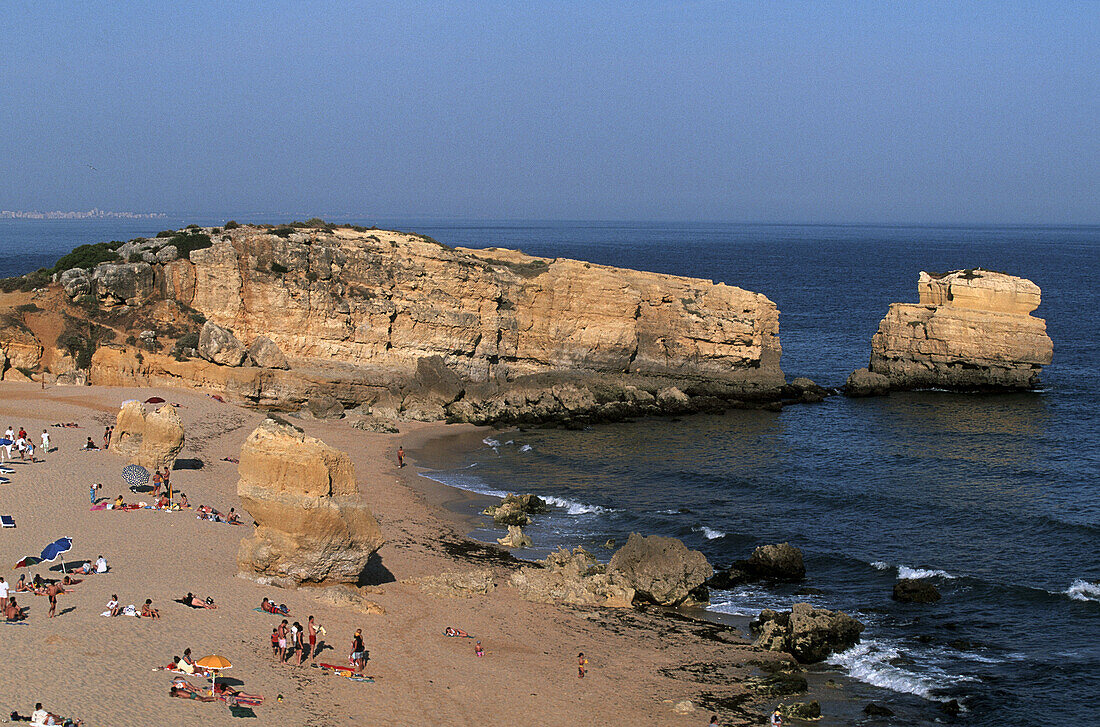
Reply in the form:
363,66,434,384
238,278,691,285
173,458,204,470
356,551,395,586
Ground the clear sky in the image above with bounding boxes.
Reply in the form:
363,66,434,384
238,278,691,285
1,1,1097,223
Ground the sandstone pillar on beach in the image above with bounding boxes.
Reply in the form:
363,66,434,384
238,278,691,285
859,269,1053,392
237,417,383,586
108,400,185,470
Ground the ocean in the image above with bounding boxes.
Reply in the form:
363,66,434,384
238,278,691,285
3,218,1098,726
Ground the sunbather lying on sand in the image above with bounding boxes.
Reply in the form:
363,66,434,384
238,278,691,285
27,702,83,725
177,592,217,609
169,686,215,702
50,422,79,428
444,627,471,637
260,598,289,615
213,682,264,704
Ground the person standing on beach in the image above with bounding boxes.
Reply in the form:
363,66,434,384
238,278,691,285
277,619,288,662
162,466,171,497
577,652,587,678
351,628,366,672
46,582,62,617
16,433,26,460
0,577,8,612
41,429,49,456
103,427,110,449
397,446,405,467
307,616,318,663
770,708,783,726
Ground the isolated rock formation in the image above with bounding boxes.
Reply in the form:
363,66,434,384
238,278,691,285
414,569,495,598
752,603,864,663
843,368,891,397
892,578,942,603
496,525,532,549
236,417,383,586
199,320,247,367
608,533,712,606
864,270,1053,391
482,493,548,526
709,542,806,588
509,547,635,608
108,401,185,470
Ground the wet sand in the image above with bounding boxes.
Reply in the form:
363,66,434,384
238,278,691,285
0,381,801,726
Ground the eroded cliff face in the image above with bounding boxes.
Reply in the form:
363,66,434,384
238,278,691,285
867,270,1053,391
174,228,782,386
4,224,788,423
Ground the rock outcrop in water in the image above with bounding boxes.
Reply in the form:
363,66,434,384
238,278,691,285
236,417,383,586
858,270,1053,392
16,223,786,424
608,533,712,606
108,401,185,470
752,603,864,663
708,542,806,588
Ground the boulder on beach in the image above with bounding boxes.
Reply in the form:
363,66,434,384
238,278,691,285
781,702,822,721
752,603,864,663
247,336,290,369
198,320,247,367
608,533,712,606
893,578,942,603
509,546,635,608
708,542,806,588
108,400,185,471
236,417,383,586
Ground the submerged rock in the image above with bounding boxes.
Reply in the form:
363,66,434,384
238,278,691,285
752,603,864,663
843,368,890,397
608,533,712,606
863,703,895,717
892,578,942,603
708,542,806,588
236,417,383,586
781,701,822,721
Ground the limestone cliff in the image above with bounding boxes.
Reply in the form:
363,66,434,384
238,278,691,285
865,270,1053,391
6,223,788,423
237,417,383,586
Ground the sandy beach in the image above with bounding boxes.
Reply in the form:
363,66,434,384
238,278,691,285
0,381,800,726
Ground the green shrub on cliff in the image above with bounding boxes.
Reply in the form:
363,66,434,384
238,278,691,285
170,232,213,260
51,241,122,273
224,220,240,230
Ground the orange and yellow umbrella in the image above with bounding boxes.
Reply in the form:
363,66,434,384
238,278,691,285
195,654,232,695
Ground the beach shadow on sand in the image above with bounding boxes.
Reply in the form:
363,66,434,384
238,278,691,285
173,458,203,470
357,552,395,586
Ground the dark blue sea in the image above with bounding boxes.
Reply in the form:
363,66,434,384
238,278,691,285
3,218,1098,726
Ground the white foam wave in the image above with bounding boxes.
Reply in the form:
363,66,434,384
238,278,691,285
481,437,499,448
419,471,507,499
1064,579,1100,602
542,495,609,515
519,444,533,452
897,565,956,580
826,641,955,701
871,561,891,570
694,526,726,540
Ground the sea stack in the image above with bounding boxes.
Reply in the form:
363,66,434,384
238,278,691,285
236,417,383,586
851,269,1053,393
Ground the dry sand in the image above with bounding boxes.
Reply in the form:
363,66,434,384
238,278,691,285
0,381,789,726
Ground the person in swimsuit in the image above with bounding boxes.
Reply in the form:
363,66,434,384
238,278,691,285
277,620,288,662
578,652,587,678
46,583,62,617
475,640,484,657
307,615,319,663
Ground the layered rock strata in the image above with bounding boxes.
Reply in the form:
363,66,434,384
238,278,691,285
54,224,787,424
236,417,383,586
108,401,185,470
862,270,1053,392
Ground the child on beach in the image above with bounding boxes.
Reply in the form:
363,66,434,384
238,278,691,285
397,446,405,467
474,640,484,657
270,628,279,658
578,652,587,678
141,599,160,619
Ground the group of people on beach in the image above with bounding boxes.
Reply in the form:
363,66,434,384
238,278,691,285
102,594,159,618
269,614,327,666
2,425,49,463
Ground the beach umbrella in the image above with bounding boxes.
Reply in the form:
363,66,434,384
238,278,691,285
40,537,73,571
145,396,165,404
196,654,233,695
0,438,11,445
121,464,150,487
13,555,43,569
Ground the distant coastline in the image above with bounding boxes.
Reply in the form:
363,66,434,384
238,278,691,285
0,208,167,220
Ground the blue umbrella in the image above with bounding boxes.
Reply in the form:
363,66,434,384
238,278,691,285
0,438,11,445
40,537,73,570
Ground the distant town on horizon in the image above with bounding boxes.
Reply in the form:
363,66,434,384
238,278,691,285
0,208,167,220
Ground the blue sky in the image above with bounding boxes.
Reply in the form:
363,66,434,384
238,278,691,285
1,1,1097,223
